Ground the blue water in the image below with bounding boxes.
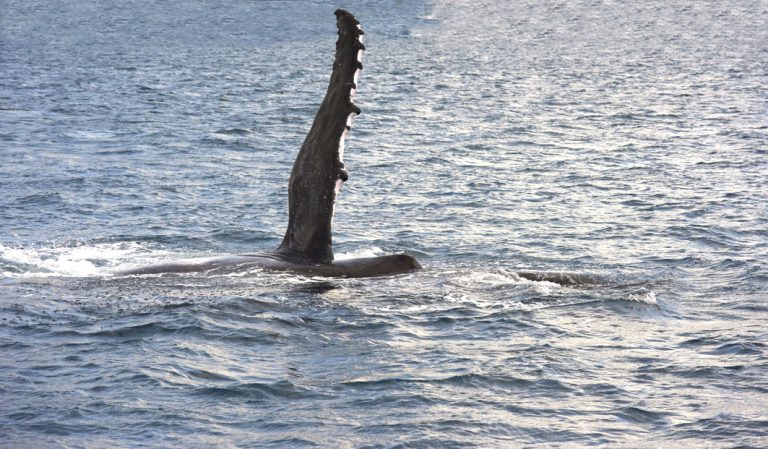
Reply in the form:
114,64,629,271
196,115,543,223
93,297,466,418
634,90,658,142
2,0,767,447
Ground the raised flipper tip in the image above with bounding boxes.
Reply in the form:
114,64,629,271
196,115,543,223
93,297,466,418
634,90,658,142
334,9,364,36
334,9,356,21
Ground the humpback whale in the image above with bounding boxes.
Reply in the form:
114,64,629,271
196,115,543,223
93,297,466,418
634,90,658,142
118,10,421,278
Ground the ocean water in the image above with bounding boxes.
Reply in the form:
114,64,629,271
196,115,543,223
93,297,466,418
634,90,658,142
1,0,767,447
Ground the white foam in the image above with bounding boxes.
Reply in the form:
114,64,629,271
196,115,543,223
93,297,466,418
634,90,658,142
336,246,385,260
1,244,97,277
0,242,174,278
627,290,658,306
451,269,562,294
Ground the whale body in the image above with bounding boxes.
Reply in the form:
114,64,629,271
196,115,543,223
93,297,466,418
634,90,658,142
118,10,421,278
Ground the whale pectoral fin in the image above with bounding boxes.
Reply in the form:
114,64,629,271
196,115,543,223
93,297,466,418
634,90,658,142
276,9,365,264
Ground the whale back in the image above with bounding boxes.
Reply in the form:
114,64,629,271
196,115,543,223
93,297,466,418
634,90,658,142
276,9,364,264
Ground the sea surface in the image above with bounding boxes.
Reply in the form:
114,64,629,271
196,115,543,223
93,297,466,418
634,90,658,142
1,1,767,447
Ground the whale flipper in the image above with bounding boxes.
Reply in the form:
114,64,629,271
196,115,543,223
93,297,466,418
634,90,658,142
276,9,365,264
116,10,421,278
